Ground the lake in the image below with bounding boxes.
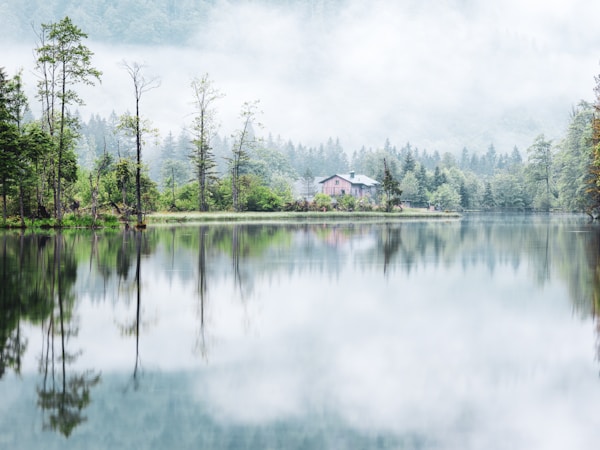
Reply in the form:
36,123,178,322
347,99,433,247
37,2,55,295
1,214,600,449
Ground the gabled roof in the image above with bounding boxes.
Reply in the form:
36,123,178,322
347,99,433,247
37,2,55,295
319,173,379,187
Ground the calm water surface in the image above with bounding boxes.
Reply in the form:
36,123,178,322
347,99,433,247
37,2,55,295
1,214,600,449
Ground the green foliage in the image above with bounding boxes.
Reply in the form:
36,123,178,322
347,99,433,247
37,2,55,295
431,183,461,211
61,213,95,228
158,181,200,212
246,185,283,212
338,194,357,211
229,100,261,212
525,134,554,211
381,158,402,212
399,171,419,201
314,193,332,211
269,174,294,204
492,173,530,210
35,16,102,222
482,182,495,209
555,101,595,212
4,11,599,218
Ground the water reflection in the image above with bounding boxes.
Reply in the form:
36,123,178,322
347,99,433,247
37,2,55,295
0,233,28,377
0,233,102,437
113,230,150,387
2,216,600,447
195,226,209,359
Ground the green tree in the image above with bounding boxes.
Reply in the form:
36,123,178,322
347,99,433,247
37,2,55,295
0,123,19,221
34,16,102,223
459,181,469,209
0,68,34,223
160,159,189,209
555,102,594,212
0,69,19,220
401,148,416,175
483,143,497,175
432,183,461,210
414,165,429,206
492,172,529,210
399,171,419,202
4,69,28,131
482,181,495,209
117,157,134,208
587,72,600,216
89,151,113,223
432,166,446,189
381,158,402,212
525,134,554,211
509,146,523,169
21,123,55,220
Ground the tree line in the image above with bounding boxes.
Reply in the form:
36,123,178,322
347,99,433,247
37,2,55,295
2,16,600,227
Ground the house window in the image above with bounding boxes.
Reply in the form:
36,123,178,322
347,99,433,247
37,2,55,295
341,189,345,195
335,180,339,185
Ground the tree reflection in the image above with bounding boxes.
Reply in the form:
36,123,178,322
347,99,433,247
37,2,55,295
36,233,100,437
194,226,209,359
0,233,27,378
114,229,144,387
133,230,142,381
380,224,401,275
232,225,246,300
580,227,600,366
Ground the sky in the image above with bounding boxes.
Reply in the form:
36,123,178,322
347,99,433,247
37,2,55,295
3,0,600,154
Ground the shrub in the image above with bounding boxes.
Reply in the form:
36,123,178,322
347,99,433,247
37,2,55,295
338,194,357,211
246,185,283,211
313,193,332,211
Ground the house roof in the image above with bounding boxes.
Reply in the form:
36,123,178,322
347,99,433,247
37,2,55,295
319,173,379,187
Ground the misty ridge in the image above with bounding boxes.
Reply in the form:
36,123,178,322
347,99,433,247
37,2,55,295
2,0,597,159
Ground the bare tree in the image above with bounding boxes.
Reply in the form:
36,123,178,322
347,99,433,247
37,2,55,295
190,74,223,211
229,100,261,212
120,61,159,227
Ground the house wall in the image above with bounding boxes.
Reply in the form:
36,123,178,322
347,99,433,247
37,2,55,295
321,176,352,197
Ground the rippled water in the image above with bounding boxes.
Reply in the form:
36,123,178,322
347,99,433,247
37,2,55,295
1,214,599,449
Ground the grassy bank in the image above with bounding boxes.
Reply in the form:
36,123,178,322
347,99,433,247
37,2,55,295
0,213,121,229
0,209,460,229
146,208,461,224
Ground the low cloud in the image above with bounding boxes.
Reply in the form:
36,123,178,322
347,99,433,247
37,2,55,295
3,0,599,153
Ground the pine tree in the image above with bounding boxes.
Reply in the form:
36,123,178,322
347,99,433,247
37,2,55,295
482,182,495,209
382,158,402,212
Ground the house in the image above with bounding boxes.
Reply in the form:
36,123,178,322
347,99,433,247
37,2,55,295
319,171,379,199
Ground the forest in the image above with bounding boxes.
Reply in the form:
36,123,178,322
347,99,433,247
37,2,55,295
2,14,600,228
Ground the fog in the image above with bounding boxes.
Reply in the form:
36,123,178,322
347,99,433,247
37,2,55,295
3,0,600,153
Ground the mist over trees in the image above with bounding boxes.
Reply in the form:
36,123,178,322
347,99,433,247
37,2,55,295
0,0,345,45
2,12,600,223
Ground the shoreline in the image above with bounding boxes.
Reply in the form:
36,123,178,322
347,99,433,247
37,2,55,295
145,209,462,225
